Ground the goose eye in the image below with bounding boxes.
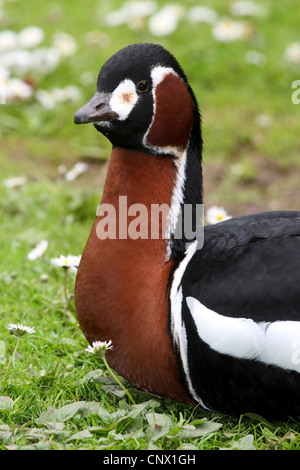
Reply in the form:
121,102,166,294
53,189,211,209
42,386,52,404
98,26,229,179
136,80,149,93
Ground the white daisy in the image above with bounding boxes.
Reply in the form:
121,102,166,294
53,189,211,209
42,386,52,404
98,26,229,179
284,42,300,65
254,114,272,128
86,340,113,357
230,1,264,17
64,161,89,181
106,1,157,27
206,206,232,224
27,240,49,261
50,254,81,272
63,85,81,101
3,175,27,189
35,89,56,109
0,49,32,74
36,85,81,109
58,164,67,176
4,77,33,102
0,30,18,52
31,47,60,74
84,31,110,47
8,323,36,336
0,81,5,104
18,26,44,48
149,5,184,37
53,32,77,57
245,50,267,66
52,85,81,103
85,339,135,404
0,65,10,80
212,18,251,42
80,71,94,86
187,6,218,25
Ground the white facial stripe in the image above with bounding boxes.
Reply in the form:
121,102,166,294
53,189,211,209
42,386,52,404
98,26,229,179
143,66,180,156
144,66,190,258
109,79,139,121
186,296,300,373
151,65,176,87
143,65,180,157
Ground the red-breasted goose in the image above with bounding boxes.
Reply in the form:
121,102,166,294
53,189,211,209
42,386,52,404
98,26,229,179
74,43,300,419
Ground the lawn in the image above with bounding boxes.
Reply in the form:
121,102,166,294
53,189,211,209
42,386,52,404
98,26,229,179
1,0,300,451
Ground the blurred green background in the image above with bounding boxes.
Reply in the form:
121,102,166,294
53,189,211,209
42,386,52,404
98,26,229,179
1,0,300,276
0,0,300,449
1,0,300,217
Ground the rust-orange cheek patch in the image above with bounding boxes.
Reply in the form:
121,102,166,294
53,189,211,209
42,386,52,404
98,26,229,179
146,73,194,151
121,92,134,104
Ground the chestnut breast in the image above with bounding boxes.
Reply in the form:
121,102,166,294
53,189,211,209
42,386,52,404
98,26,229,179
75,147,192,402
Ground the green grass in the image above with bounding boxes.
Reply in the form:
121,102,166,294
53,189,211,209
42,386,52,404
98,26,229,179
1,0,300,450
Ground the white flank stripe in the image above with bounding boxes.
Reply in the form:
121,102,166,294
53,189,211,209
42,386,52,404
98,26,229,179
169,242,210,407
186,296,300,373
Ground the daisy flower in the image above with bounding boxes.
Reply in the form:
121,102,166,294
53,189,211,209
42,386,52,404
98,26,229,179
0,49,32,74
245,50,267,66
84,31,110,47
284,42,300,65
0,30,18,52
36,85,81,109
0,83,5,105
80,71,94,86
35,89,56,109
3,175,27,189
4,77,33,102
8,323,36,336
53,32,77,57
52,85,81,103
64,161,88,181
27,240,49,261
31,47,60,74
5,323,36,381
187,6,218,25
254,114,272,128
149,5,184,37
50,254,81,272
85,339,135,404
0,65,10,80
212,18,251,42
18,26,44,48
206,206,232,224
86,340,113,357
105,1,157,27
230,1,264,17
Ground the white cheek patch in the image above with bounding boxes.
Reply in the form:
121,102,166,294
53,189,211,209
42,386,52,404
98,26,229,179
109,79,139,120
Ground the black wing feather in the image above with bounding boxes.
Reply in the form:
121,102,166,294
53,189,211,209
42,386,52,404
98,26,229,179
181,211,300,322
